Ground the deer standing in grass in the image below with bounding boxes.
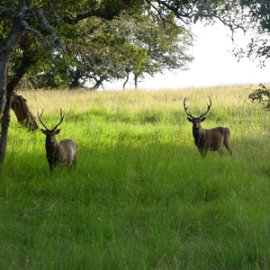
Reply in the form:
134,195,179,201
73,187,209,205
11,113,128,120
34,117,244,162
38,109,77,171
183,97,232,157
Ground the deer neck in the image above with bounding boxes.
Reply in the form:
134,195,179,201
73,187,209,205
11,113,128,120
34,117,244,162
192,125,205,146
45,136,58,154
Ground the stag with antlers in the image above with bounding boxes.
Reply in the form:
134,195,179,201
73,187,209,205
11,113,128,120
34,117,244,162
38,109,77,171
183,97,232,157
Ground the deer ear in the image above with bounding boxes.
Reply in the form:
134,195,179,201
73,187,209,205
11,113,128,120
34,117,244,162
41,129,47,134
187,117,193,122
55,129,61,134
200,116,206,122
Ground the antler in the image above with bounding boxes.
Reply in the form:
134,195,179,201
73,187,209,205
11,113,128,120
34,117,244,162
183,97,195,119
38,109,65,130
52,108,65,130
183,96,212,119
38,110,49,130
198,96,212,118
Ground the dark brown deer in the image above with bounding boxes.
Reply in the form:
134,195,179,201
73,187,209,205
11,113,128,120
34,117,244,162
38,109,77,171
183,97,232,157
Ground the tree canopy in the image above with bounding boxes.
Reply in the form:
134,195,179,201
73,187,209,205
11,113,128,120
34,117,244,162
235,1,270,65
26,10,193,90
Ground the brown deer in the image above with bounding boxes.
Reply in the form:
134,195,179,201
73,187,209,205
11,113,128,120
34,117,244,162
183,97,232,157
38,109,77,171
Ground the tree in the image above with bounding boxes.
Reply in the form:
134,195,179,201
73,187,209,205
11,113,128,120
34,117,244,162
0,0,142,167
248,83,270,110
113,12,193,89
0,0,249,167
26,11,192,90
0,0,32,165
234,1,270,65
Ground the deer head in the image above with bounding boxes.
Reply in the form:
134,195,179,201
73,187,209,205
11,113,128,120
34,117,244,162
38,108,65,140
183,96,212,128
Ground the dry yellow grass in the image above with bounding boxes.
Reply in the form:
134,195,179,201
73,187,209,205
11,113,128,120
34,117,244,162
18,84,257,115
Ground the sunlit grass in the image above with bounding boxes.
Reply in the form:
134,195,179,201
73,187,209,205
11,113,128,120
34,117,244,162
1,85,270,269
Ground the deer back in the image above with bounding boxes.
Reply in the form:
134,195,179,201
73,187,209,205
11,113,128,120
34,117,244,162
58,139,77,166
203,126,230,151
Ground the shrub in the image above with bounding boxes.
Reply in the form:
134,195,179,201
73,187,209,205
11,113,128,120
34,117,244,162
248,83,270,110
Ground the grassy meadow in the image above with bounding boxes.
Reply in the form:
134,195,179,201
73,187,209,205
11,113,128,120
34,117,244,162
1,85,270,269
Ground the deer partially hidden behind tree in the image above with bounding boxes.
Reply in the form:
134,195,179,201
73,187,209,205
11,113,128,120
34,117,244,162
183,97,232,158
38,109,77,171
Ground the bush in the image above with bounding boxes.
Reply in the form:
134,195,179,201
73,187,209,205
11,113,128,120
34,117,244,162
248,83,270,110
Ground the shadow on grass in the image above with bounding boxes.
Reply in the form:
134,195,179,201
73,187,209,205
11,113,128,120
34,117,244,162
1,134,270,269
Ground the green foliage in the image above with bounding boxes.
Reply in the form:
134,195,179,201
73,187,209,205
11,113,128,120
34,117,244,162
31,10,193,89
109,11,193,87
0,0,147,90
248,83,270,110
235,1,270,63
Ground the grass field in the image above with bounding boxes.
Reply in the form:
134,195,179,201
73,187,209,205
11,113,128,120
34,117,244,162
1,85,270,269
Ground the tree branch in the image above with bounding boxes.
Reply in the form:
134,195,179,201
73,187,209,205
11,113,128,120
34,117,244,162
63,9,118,24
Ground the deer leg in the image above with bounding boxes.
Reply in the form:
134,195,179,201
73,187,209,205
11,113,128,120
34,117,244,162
49,164,54,172
224,137,232,156
72,157,77,167
197,145,207,158
225,145,232,156
200,149,207,158
218,149,224,156
224,141,232,156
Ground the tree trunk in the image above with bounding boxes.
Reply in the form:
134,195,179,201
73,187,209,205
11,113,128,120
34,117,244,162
70,69,82,89
6,38,39,131
0,2,27,166
0,89,15,165
123,71,130,90
134,73,138,89
89,78,104,90
0,54,9,123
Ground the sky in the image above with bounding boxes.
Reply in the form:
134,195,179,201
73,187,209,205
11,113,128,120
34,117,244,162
105,21,270,90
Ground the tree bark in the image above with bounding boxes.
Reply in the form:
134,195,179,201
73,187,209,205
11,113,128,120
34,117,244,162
5,38,39,131
0,1,27,166
70,69,82,89
123,70,130,90
89,78,104,90
134,73,139,90
92,80,102,90
0,88,15,165
0,55,9,123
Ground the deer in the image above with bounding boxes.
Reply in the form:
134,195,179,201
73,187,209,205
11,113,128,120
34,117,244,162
183,97,232,158
38,109,77,171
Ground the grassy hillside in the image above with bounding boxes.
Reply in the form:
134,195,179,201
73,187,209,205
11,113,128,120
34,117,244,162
1,85,270,269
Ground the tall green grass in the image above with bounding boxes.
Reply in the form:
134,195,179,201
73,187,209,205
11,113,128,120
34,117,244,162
1,86,270,269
